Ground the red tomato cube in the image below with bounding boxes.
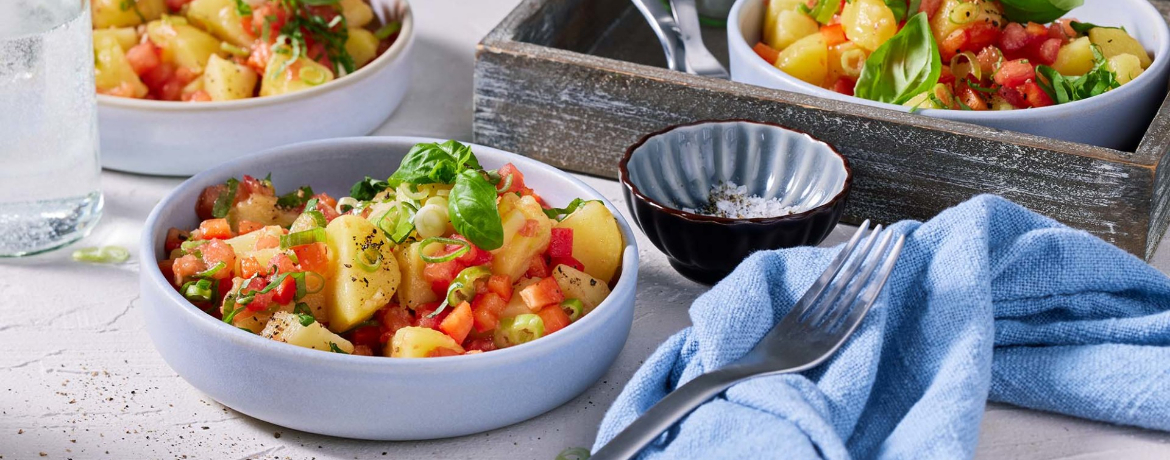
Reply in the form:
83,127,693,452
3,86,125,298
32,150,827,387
993,59,1035,88
548,227,574,258
519,277,565,310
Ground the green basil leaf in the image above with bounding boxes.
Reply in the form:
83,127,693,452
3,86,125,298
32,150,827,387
387,140,482,186
448,170,504,251
211,178,239,218
1069,21,1124,35
349,176,389,201
855,13,941,105
885,0,908,23
998,0,1083,24
1034,45,1119,105
907,0,922,19
542,198,598,221
276,186,315,209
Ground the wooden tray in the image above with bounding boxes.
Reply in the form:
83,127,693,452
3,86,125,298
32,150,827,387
473,0,1170,259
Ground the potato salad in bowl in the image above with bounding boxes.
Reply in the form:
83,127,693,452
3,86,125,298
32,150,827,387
158,140,624,358
92,0,402,101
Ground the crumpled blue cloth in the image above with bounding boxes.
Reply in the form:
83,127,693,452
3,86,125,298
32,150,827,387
594,195,1170,459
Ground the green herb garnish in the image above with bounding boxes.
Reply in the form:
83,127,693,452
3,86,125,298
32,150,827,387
329,342,349,354
1035,45,1120,104
350,176,390,201
276,186,315,209
449,170,504,251
212,178,240,219
855,13,941,104
542,198,596,221
998,0,1083,24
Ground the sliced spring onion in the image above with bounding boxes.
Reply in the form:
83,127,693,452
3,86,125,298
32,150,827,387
494,314,545,348
329,342,349,354
374,21,401,40
356,246,383,272
280,228,326,249
948,2,978,25
428,265,492,318
376,201,418,244
561,298,585,322
212,178,239,218
413,204,449,239
221,296,243,324
418,237,469,263
839,48,868,78
293,302,313,316
496,174,513,193
336,196,360,214
180,239,208,254
181,279,215,303
72,246,130,264
220,42,250,57
397,183,429,201
297,313,316,326
298,66,328,86
286,250,300,265
327,15,342,28
950,51,981,82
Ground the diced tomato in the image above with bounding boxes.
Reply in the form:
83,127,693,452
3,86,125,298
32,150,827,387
955,82,989,110
158,259,175,282
427,347,462,358
198,240,236,279
251,4,288,41
141,61,174,94
464,337,497,352
242,277,274,312
919,0,942,17
526,255,551,279
291,242,329,274
752,42,780,65
267,253,298,275
270,274,297,305
993,59,1035,88
965,23,1002,54
486,275,513,302
471,293,507,333
198,218,233,240
496,163,527,194
548,228,574,258
831,77,855,96
940,29,967,62
997,85,1030,108
518,219,539,237
238,220,265,235
125,42,161,76
349,325,382,350
195,184,224,221
537,304,571,335
1049,19,1075,41
820,24,847,47
165,228,189,253
239,175,274,199
999,22,1031,52
1021,81,1053,107
159,79,184,101
240,257,263,279
174,66,199,86
1028,38,1062,66
449,236,492,266
938,65,956,85
247,41,272,74
165,0,192,11
352,345,374,356
1024,22,1048,40
413,303,447,330
976,46,1003,76
550,256,586,272
379,304,413,343
519,277,565,310
310,193,341,222
424,260,465,295
171,254,203,285
439,301,474,344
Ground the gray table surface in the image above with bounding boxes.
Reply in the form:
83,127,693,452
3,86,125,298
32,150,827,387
4,1,1170,458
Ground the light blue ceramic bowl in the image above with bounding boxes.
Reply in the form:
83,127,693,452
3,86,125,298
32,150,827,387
727,0,1170,150
139,137,640,440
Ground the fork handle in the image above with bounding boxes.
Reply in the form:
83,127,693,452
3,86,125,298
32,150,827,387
591,370,746,460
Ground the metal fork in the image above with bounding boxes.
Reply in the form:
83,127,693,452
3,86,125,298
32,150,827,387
591,221,905,460
669,0,730,78
631,0,688,72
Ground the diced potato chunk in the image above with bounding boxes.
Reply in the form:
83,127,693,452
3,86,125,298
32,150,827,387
229,194,298,229
225,225,283,255
92,27,139,51
394,242,439,310
774,32,828,86
262,311,354,353
841,0,898,52
340,0,375,28
185,0,256,47
1051,37,1094,77
92,0,166,28
499,278,541,319
1108,53,1145,85
146,18,225,72
260,46,336,97
204,54,259,101
491,195,553,281
930,0,1003,49
388,327,464,358
764,10,820,52
552,264,611,313
1090,27,1152,69
763,0,809,49
346,28,380,68
324,215,402,332
94,36,149,98
554,202,623,284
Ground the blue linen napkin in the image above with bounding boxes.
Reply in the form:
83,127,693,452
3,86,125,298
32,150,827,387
594,195,1170,459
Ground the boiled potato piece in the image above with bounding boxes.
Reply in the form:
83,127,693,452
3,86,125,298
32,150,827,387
552,264,611,313
394,242,440,310
324,215,401,332
388,327,464,358
1051,36,1094,77
346,28,380,68
491,194,553,280
92,27,139,51
763,0,809,49
229,194,298,229
185,0,255,47
1108,53,1145,85
841,0,898,52
92,0,166,28
774,32,828,86
904,84,956,110
204,54,259,101
262,311,355,353
499,277,541,319
94,37,149,98
225,225,283,254
555,202,623,284
260,46,336,96
764,10,819,52
1090,28,1151,69
146,18,225,72
340,0,374,28
181,76,205,99
930,0,1003,49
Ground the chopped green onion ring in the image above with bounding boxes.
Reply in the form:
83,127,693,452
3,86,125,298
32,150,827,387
195,261,226,279
356,246,382,272
72,246,131,264
561,298,585,321
418,237,469,263
374,21,401,40
397,183,429,201
494,314,545,348
220,42,250,57
496,174,513,193
280,228,326,249
181,279,215,303
179,240,208,254
428,265,492,318
299,66,328,86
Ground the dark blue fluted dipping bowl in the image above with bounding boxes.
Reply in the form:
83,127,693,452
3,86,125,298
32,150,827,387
620,120,851,284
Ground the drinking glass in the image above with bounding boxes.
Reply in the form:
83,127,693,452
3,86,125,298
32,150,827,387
0,0,103,257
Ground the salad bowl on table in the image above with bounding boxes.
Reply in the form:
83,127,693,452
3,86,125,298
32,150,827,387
726,0,1170,149
138,137,640,440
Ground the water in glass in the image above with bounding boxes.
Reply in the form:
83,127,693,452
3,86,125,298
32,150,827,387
0,0,103,257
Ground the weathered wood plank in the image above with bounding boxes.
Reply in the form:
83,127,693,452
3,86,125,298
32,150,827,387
473,0,1170,258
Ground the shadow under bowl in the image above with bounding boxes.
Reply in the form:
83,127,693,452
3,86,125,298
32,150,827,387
620,120,851,284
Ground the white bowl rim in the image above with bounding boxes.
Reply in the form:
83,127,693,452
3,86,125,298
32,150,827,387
97,0,414,112
140,136,641,370
726,0,1170,120
620,119,853,224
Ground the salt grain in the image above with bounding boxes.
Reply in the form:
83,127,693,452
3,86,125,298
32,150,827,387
683,182,805,218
